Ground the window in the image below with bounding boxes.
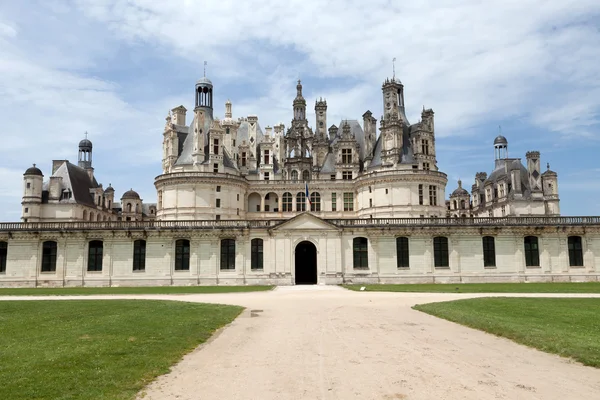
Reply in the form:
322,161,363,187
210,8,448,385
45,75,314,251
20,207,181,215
41,241,57,272
220,239,236,270
251,238,263,270
343,192,354,211
264,172,270,181
423,162,430,171
330,174,336,180
310,192,321,212
213,163,219,173
568,236,584,267
87,240,103,272
429,185,437,206
353,237,369,269
216,185,221,192
396,237,409,268
296,192,306,212
418,184,423,205
342,148,352,163
133,240,146,271
524,236,539,267
158,191,162,209
216,215,221,221
501,206,506,216
26,182,31,189
499,185,505,197
226,128,230,134
331,193,337,212
24,207,28,213
369,198,372,208
291,170,298,181
127,203,132,212
482,236,496,267
241,152,247,167
342,171,352,180
175,239,190,271
369,186,372,193
421,139,429,155
386,188,388,194
264,150,269,165
0,241,6,273
237,194,240,201
460,200,465,209
213,138,219,154
216,199,221,208
433,237,449,268
302,170,310,181
282,192,293,212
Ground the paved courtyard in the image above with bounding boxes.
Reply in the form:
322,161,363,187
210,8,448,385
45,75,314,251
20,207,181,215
3,286,600,399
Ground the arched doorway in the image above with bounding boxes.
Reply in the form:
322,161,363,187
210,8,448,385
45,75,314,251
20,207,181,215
295,241,317,284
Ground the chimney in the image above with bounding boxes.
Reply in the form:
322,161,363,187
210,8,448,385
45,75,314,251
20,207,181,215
52,160,67,174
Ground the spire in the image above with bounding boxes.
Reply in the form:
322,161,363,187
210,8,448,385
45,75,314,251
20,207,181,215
296,80,303,98
458,179,462,188
392,57,396,80
203,61,207,77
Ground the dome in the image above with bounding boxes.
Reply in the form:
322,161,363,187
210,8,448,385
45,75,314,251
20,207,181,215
121,189,140,199
104,184,115,193
450,180,469,197
24,164,43,176
79,138,93,150
494,135,507,145
196,76,213,86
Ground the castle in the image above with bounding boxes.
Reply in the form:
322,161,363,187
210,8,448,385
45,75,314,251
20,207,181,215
2,74,595,288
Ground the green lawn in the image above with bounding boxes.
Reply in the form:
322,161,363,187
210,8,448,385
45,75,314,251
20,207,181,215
0,300,243,399
343,282,600,293
414,297,600,368
0,285,273,296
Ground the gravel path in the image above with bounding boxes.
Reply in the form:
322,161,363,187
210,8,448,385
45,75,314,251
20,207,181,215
3,287,600,399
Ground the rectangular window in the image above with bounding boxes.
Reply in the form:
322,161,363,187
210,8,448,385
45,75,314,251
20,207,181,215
499,185,505,197
418,184,423,205
296,193,306,212
216,214,220,221
232,139,236,146
501,206,506,216
433,237,449,268
41,241,57,272
282,193,293,212
568,236,584,267
342,148,352,164
353,237,369,269
213,163,219,173
482,236,496,267
330,174,336,180
264,172,270,181
331,193,337,212
26,182,31,189
343,192,354,211
24,207,28,213
241,152,247,167
396,237,409,268
133,239,146,271
216,185,221,192
429,185,437,206
342,171,352,180
237,194,240,201
213,139,219,154
175,239,190,271
524,236,539,267
220,239,236,270
0,241,7,273
369,198,372,208
216,199,221,208
421,139,429,155
264,150,270,165
251,238,263,270
87,240,103,272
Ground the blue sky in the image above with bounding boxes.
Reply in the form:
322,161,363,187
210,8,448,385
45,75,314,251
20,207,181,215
0,0,599,221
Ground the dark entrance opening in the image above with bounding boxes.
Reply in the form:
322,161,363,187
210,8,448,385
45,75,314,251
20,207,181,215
295,241,317,284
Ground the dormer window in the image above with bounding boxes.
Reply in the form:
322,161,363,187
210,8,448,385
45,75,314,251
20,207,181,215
213,139,219,154
342,148,352,164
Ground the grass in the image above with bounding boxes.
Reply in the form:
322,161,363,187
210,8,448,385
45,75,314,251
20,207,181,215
0,285,273,296
413,297,600,368
343,282,600,293
0,300,243,399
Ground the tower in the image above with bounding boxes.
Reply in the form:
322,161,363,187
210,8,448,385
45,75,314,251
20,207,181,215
313,98,329,168
363,110,377,163
494,134,508,160
293,80,306,122
526,151,542,193
22,164,44,222
379,78,405,166
284,80,314,181
78,134,93,169
192,74,215,165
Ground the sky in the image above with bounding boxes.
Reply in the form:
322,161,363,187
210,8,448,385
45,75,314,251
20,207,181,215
0,0,599,221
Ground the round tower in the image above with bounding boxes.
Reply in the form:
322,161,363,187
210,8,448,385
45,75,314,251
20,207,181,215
195,76,213,110
22,164,44,222
121,189,143,221
494,135,508,160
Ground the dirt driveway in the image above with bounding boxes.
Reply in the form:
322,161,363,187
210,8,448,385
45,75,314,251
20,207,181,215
3,286,600,399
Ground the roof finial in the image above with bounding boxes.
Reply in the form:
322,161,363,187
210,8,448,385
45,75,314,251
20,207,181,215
458,179,462,188
392,57,396,80
203,61,207,77
33,163,36,168
499,125,502,135
84,131,88,140
547,162,550,170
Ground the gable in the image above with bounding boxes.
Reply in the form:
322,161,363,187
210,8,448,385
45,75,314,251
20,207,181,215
270,213,340,232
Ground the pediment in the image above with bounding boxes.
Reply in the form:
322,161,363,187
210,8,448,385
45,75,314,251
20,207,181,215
270,213,340,232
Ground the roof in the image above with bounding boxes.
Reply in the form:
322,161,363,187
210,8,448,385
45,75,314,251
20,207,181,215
494,135,507,145
320,152,336,173
450,180,469,197
24,165,43,176
79,138,93,149
196,76,213,86
122,189,140,199
46,162,99,207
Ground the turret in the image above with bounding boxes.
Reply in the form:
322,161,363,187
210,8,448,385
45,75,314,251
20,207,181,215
22,164,44,222
494,135,508,160
363,110,377,160
120,189,143,221
293,80,306,121
315,98,327,140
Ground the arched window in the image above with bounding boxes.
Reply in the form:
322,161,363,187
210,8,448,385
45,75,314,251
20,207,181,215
568,236,583,267
135,204,139,213
310,192,321,212
41,241,57,272
220,239,236,270
353,237,369,269
524,236,539,267
89,212,94,221
175,239,190,271
133,240,146,271
97,214,101,221
87,240,103,272
460,199,466,209
396,237,409,268
282,192,293,212
433,236,449,268
482,236,496,267
453,200,457,209
0,241,8,273
291,170,299,181
127,203,132,212
251,238,263,270
82,210,87,220
296,192,306,212
302,170,310,181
